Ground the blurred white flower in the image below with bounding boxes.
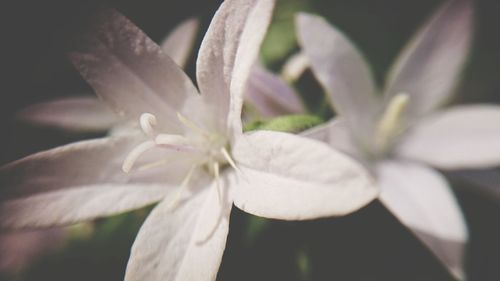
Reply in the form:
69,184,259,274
295,0,498,279
0,1,377,280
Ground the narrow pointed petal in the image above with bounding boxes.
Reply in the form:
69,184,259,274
69,9,200,132
377,160,468,280
398,105,500,169
17,96,118,133
384,0,473,120
245,63,305,117
1,184,172,229
196,0,275,135
232,131,377,220
0,136,141,198
296,13,380,139
301,118,359,158
160,18,199,68
125,176,233,281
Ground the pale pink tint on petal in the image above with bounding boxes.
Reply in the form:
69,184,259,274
245,63,305,118
0,135,142,198
377,160,467,280
160,18,199,68
0,184,173,229
69,9,200,133
125,174,233,281
397,105,500,169
196,0,275,136
17,96,118,133
384,0,473,121
232,131,377,220
296,13,380,140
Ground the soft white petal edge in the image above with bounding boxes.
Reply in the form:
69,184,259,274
0,184,171,229
160,18,200,68
377,160,467,280
232,130,378,220
384,0,473,119
196,0,275,135
125,177,233,281
17,96,118,133
398,105,500,170
296,12,379,138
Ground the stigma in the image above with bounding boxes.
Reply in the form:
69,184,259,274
374,92,410,154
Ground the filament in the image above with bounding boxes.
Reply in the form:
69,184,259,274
122,141,156,173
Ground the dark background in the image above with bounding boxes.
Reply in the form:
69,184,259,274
1,0,500,280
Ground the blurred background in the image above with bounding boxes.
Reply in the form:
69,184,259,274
1,0,500,280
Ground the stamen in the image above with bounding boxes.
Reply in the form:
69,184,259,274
137,158,170,171
220,147,242,175
375,93,410,151
155,134,191,147
177,112,210,137
140,113,157,138
213,162,222,204
122,141,156,173
167,165,197,211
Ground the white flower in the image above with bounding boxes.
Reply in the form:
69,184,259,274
16,17,200,133
0,1,377,280
295,0,499,279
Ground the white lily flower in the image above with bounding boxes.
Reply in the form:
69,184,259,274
0,1,378,280
295,0,496,279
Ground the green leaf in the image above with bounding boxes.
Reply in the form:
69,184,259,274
260,0,312,65
244,114,323,133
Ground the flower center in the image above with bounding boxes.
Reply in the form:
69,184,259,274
373,92,410,156
122,112,240,209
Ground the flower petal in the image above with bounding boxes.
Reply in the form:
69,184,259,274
0,184,172,229
245,63,305,117
296,13,380,139
69,9,200,132
17,96,118,133
160,18,199,68
0,136,141,198
397,105,500,169
125,176,233,281
196,0,275,135
301,118,359,158
232,130,377,220
377,160,468,280
384,0,473,120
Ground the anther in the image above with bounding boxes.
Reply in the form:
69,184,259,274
140,113,157,138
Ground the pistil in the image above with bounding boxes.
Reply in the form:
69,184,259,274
374,93,410,154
